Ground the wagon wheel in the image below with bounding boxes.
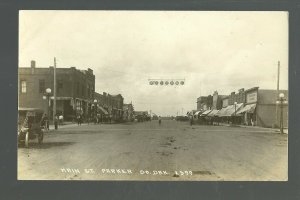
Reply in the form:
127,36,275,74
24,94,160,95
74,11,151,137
38,131,44,144
25,132,29,148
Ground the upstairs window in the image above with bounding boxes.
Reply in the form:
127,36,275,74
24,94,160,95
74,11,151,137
21,80,27,93
39,79,45,93
57,80,63,94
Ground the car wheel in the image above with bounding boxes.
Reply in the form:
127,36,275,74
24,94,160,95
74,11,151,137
25,132,29,148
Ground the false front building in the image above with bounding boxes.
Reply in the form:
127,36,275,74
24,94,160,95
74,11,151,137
94,92,124,122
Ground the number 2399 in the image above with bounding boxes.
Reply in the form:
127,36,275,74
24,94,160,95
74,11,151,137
175,171,193,176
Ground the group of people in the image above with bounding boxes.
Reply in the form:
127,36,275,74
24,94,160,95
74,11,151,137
76,114,83,126
41,113,64,130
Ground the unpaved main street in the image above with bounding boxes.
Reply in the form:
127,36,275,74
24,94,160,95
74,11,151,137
18,120,287,181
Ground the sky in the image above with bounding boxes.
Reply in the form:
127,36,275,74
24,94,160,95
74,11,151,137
19,11,288,116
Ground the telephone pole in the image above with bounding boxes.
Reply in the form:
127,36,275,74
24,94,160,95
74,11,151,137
275,61,280,127
53,57,57,123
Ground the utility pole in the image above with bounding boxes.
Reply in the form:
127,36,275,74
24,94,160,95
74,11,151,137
53,57,57,123
275,61,280,127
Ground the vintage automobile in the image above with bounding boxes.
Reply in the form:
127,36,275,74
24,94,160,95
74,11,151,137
18,107,45,148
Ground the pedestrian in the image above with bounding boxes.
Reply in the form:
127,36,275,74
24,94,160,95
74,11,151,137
42,114,49,131
54,115,58,130
79,114,82,126
45,115,49,130
190,116,193,126
97,114,100,124
77,115,80,126
158,116,162,125
59,115,64,125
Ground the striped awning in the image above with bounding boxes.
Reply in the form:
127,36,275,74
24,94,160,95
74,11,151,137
194,111,202,115
98,105,109,115
200,110,212,116
207,109,219,117
216,103,243,117
236,104,256,115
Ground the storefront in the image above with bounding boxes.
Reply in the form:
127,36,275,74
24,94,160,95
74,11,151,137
216,103,243,124
236,103,256,126
206,109,220,125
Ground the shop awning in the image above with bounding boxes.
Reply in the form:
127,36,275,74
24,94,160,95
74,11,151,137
227,103,243,116
98,105,109,115
216,103,243,117
236,104,256,115
194,111,202,115
215,107,227,117
55,97,73,100
207,109,219,117
200,110,212,116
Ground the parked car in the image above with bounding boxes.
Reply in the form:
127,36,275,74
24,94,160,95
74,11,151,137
18,107,45,148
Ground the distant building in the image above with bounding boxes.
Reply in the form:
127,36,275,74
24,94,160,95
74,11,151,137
123,103,134,122
196,95,213,111
228,88,246,105
134,111,149,122
18,60,95,120
222,96,229,108
94,92,124,122
212,91,227,110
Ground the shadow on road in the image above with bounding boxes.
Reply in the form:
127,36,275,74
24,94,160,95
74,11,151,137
55,130,104,134
18,142,75,149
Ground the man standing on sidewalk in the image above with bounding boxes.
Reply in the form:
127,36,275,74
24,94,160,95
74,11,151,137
54,115,58,130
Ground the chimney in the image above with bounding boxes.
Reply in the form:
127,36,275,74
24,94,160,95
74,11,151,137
30,60,36,74
88,68,93,74
31,60,36,68
239,88,244,93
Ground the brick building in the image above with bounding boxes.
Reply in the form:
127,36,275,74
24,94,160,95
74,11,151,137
18,61,95,121
94,92,124,122
196,95,213,111
228,88,246,105
212,91,227,110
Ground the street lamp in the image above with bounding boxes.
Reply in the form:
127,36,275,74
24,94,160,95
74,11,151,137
234,102,237,125
93,99,98,115
276,93,287,134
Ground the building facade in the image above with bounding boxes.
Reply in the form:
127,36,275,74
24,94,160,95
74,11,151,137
123,103,134,122
18,61,95,121
94,92,124,122
239,87,288,128
228,88,246,105
196,95,213,111
197,86,288,128
212,91,227,110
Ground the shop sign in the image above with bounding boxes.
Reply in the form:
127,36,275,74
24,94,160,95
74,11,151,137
247,91,257,103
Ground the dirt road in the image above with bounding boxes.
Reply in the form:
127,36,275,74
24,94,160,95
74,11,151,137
18,120,287,181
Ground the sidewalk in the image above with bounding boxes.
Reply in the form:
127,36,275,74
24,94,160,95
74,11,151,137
218,123,288,134
47,122,88,131
46,121,116,131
